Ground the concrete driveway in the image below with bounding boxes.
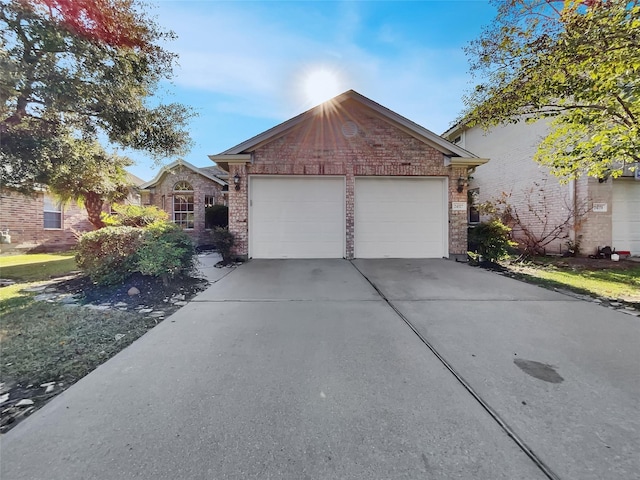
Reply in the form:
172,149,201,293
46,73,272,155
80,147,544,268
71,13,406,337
2,259,638,480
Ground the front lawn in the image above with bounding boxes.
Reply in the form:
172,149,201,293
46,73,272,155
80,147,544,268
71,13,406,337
0,252,77,282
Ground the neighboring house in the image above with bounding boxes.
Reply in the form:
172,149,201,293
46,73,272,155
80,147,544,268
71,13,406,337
139,160,228,246
443,120,640,256
210,90,488,260
0,172,145,253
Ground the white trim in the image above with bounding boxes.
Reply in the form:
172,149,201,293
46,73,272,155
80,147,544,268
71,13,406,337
140,159,226,189
43,194,63,230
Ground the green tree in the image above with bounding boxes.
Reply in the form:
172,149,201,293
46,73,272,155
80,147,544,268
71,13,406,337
47,139,133,228
463,0,639,179
0,0,194,199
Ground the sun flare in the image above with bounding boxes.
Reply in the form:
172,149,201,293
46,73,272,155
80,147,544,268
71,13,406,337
303,69,342,106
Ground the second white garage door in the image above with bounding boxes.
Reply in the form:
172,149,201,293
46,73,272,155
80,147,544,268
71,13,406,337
355,177,447,258
250,176,345,258
612,180,640,255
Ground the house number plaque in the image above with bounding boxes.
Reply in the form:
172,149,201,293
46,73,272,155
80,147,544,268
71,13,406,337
592,203,608,213
451,202,467,211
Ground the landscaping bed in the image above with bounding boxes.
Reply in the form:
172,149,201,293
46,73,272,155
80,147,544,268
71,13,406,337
0,271,208,433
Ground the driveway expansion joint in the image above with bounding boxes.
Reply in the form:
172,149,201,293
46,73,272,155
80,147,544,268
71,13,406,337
191,298,384,303
348,260,563,480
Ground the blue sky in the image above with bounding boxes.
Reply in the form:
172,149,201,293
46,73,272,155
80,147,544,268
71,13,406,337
126,0,497,181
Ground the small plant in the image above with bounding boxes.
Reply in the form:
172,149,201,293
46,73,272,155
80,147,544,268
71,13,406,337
102,204,168,227
468,220,517,263
565,236,582,257
205,205,228,229
212,227,235,264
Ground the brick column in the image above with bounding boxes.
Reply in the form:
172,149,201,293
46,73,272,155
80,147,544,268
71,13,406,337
345,166,355,259
228,163,249,260
448,166,469,258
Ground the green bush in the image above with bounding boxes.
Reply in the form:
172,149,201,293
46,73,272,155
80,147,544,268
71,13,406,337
136,222,195,285
468,220,517,263
76,226,143,285
205,205,228,229
102,204,168,227
76,221,195,285
212,227,235,264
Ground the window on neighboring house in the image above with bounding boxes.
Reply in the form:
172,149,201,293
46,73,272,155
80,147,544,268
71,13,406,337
204,195,215,207
468,188,480,224
43,194,62,229
173,181,194,229
161,195,166,211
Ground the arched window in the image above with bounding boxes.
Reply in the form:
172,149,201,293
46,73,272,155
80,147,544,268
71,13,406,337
173,181,194,229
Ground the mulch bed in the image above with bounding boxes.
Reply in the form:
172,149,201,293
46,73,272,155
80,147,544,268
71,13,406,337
52,271,209,310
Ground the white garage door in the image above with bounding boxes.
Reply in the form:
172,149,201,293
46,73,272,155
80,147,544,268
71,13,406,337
612,180,640,255
354,177,447,258
250,176,345,258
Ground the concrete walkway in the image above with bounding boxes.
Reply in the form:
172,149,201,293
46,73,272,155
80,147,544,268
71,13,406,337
2,259,638,480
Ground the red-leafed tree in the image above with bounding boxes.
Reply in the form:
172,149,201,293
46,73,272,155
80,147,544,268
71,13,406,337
1,0,194,227
26,0,150,49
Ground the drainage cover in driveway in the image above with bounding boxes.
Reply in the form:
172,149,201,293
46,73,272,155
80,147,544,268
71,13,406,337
514,359,564,384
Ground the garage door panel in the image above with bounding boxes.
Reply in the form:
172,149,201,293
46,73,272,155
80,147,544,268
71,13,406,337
613,181,640,254
250,177,344,258
355,177,447,258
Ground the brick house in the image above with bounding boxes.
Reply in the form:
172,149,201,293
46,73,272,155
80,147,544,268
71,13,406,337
0,172,145,253
0,189,94,252
139,160,228,246
210,90,488,260
443,120,640,256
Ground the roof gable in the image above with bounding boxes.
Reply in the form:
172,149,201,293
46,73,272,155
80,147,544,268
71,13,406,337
218,90,477,159
139,159,227,189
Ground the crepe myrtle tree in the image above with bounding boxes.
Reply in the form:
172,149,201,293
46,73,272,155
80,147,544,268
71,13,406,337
0,0,194,223
462,0,640,180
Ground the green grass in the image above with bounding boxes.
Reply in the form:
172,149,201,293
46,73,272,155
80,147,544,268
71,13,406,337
0,282,47,310
510,265,640,301
0,252,77,282
0,300,157,385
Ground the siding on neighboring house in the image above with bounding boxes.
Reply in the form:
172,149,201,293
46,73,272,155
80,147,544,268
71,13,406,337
0,189,93,252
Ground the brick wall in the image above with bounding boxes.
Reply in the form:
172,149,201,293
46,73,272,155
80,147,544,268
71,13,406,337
463,121,576,255
0,189,93,252
460,121,622,257
144,166,225,246
578,176,613,255
228,98,467,258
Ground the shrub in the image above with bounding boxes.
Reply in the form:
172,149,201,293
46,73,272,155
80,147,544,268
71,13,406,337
468,220,517,263
205,205,228,229
102,204,168,227
76,221,196,286
136,222,195,286
76,226,142,285
212,227,235,264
